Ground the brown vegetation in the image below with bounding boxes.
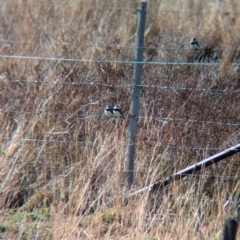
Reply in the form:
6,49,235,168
0,0,240,239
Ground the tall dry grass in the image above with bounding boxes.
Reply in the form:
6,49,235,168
0,0,240,239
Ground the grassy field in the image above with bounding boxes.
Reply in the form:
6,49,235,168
1,0,240,239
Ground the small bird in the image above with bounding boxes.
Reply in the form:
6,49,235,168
190,37,200,50
104,105,114,117
113,104,124,118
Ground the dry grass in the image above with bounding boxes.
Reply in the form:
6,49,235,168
1,0,240,239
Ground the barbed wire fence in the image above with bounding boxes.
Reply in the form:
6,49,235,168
1,2,240,238
1,0,239,184
1,8,240,166
1,2,240,175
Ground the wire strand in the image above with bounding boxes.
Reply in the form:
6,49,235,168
1,54,240,66
0,137,224,151
3,79,240,94
0,162,239,180
3,1,240,14
2,110,240,127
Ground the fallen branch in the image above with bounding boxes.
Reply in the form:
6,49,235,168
128,143,240,197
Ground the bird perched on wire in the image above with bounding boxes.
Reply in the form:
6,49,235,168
190,37,200,50
113,104,124,118
104,105,114,117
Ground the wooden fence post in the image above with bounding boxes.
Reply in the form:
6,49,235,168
125,2,147,187
223,206,240,240
223,218,238,240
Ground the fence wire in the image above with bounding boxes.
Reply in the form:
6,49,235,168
1,54,240,66
3,0,240,14
3,79,240,94
2,109,240,127
0,162,239,179
1,137,223,151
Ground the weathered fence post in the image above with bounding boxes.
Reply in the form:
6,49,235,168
223,218,238,240
125,2,147,187
223,206,240,240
